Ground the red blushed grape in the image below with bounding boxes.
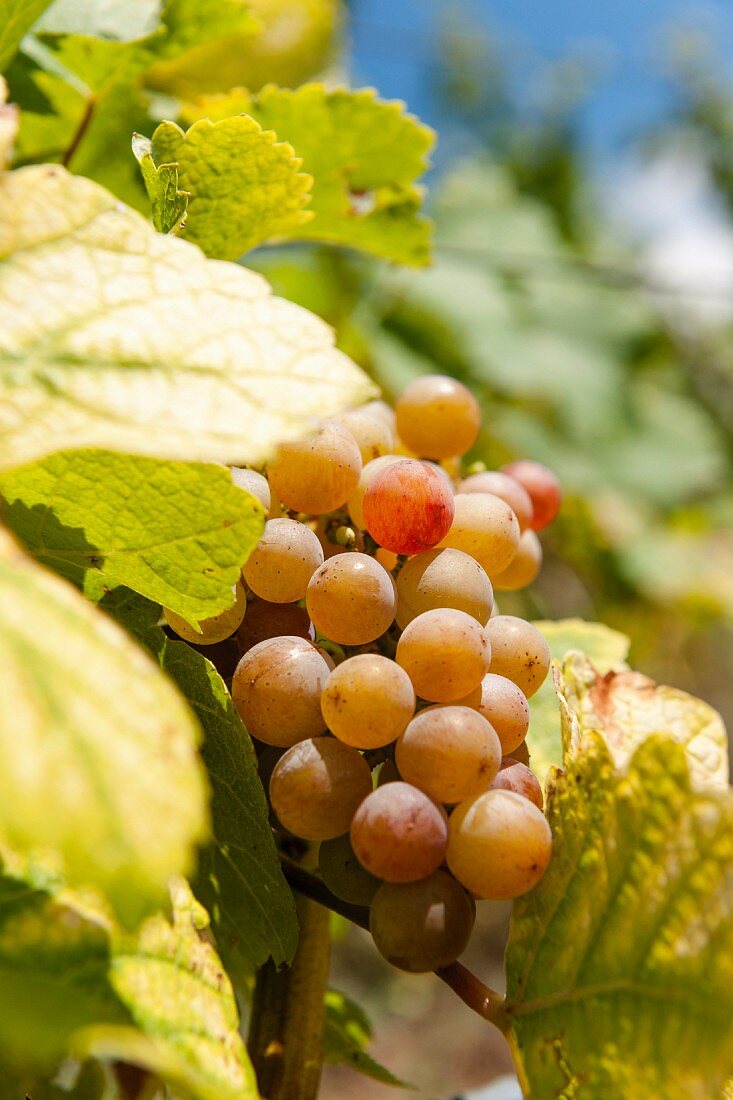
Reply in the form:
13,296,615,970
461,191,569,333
501,460,561,531
459,470,533,532
362,459,455,556
492,757,543,809
350,782,448,882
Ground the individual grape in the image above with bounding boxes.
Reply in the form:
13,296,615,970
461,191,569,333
318,832,381,906
230,467,271,511
335,408,395,463
376,758,402,786
456,672,530,755
243,518,324,603
362,459,455,555
363,399,397,432
350,782,447,882
395,548,493,629
395,375,481,459
236,599,313,653
485,616,550,698
306,553,396,645
492,758,543,810
396,608,491,702
269,737,372,841
395,705,501,803
501,460,561,531
512,740,530,766
447,788,552,899
232,636,330,746
321,654,415,749
492,529,542,591
375,547,399,572
268,422,362,515
164,581,246,645
459,470,533,532
346,454,402,530
370,871,475,972
437,493,520,576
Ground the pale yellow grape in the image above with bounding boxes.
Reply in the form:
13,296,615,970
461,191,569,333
335,408,395,463
230,467,271,511
456,673,530,755
437,493,520,576
351,782,447,882
268,422,362,515
396,705,501,803
321,654,415,749
269,737,372,841
318,832,381,906
395,547,493,629
447,788,552,899
232,635,330,746
363,399,397,432
396,375,481,459
485,616,550,698
243,518,324,603
306,553,396,645
492,529,542,591
459,470,533,531
346,453,402,529
164,581,246,644
396,608,491,702
370,871,475,972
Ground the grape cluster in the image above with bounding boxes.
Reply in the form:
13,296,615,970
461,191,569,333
164,376,561,974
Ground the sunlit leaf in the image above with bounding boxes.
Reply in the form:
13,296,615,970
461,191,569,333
132,132,189,234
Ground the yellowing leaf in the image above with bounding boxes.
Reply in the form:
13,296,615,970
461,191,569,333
150,115,312,259
0,449,265,623
182,84,435,266
132,132,189,234
505,732,733,1099
0,529,208,926
0,164,376,471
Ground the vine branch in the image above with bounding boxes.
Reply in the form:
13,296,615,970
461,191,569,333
62,95,97,168
280,858,508,1032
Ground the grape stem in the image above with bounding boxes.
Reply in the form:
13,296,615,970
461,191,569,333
280,858,508,1032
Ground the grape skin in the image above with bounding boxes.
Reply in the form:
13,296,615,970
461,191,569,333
370,871,475,972
164,581,246,645
492,757,543,810
459,470,533,531
362,459,455,556
437,493,520,576
456,672,530,754
236,599,313,653
321,654,415,749
318,832,381,906
501,460,561,531
395,705,502,803
306,552,396,645
395,375,481,460
268,422,362,515
396,608,491,702
492,529,542,591
269,737,372,841
232,635,331,746
485,616,550,698
447,788,552,899
243,518,324,603
350,782,448,882
395,547,493,629
346,453,403,530
230,467,271,511
335,408,395,463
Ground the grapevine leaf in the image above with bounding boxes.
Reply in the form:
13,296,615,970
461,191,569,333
149,115,312,258
131,133,189,234
182,83,434,266
0,164,376,471
0,0,54,70
0,529,208,926
504,732,733,1099
102,587,298,972
324,990,410,1088
0,449,265,623
527,619,630,784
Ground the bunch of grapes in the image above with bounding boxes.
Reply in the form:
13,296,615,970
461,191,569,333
164,375,561,974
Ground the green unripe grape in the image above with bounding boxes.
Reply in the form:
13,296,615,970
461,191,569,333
369,871,475,972
319,832,381,906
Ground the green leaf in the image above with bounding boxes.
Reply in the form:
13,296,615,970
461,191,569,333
149,115,312,258
324,990,410,1088
527,619,630,785
102,587,299,973
504,732,733,1099
182,84,434,266
0,164,376,471
0,0,54,70
131,132,189,234
0,529,208,926
0,449,265,623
